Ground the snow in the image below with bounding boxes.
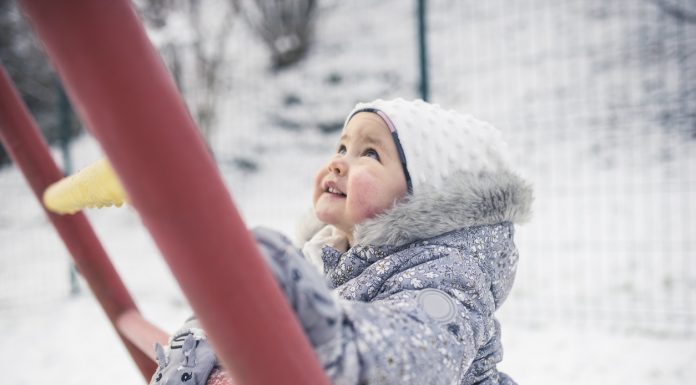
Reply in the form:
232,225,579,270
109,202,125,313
2,0,695,384
3,136,694,384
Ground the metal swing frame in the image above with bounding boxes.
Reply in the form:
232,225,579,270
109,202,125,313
0,1,330,384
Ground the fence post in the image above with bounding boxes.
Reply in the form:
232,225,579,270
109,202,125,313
417,0,430,101
55,78,81,295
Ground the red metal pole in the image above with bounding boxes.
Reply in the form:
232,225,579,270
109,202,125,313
116,310,169,361
18,2,331,385
0,64,157,379
115,312,236,385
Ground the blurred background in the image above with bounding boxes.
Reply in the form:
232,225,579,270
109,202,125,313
1,0,694,384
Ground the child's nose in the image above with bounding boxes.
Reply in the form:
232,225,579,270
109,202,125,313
328,158,347,176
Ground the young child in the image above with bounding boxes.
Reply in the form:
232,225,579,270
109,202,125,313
151,98,533,385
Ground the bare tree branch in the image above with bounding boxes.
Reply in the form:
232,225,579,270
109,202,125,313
649,0,696,23
136,0,238,146
238,0,317,69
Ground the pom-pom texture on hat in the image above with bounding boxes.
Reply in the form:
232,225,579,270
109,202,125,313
347,98,513,194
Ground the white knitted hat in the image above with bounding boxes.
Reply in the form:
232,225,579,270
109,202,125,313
345,98,513,194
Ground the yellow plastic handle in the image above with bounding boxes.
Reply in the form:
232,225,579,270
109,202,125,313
43,158,127,214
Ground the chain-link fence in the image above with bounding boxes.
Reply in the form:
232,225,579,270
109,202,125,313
213,0,696,336
1,0,694,336
427,0,696,336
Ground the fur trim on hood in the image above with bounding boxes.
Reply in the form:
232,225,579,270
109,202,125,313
296,169,533,248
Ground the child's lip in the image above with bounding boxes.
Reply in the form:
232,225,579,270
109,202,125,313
324,180,347,196
323,191,346,199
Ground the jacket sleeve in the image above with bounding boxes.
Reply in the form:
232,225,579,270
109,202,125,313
252,227,490,385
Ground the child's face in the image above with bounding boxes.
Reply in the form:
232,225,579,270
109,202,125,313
313,112,408,241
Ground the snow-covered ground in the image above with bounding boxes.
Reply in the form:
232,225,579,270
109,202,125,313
2,0,695,384
2,133,694,384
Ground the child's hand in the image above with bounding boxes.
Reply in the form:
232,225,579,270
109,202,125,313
150,318,218,385
253,227,341,347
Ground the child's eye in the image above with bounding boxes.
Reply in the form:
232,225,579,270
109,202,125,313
337,144,346,155
363,148,380,161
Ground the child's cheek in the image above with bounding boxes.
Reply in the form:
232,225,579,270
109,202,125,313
349,172,385,220
312,167,328,205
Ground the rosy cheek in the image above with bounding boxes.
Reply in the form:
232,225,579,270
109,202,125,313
312,167,327,205
348,173,383,220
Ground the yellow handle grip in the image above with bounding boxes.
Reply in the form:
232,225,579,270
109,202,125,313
43,158,127,214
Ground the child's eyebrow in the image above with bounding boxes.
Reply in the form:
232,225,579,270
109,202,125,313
339,134,385,148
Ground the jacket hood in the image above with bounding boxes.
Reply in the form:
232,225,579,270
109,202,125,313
296,168,533,249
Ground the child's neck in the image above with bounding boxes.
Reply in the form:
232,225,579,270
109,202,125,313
333,227,351,251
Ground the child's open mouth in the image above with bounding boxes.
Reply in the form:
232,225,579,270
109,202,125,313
326,187,347,197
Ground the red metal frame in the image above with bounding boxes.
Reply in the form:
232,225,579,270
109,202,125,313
0,64,159,379
13,1,331,384
116,310,170,361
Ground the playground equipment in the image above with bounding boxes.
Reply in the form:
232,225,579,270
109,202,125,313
43,158,127,214
0,1,331,384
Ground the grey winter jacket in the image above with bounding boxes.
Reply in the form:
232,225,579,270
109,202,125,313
254,169,533,385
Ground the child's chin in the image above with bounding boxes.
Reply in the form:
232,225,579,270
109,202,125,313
315,212,337,225
316,211,349,231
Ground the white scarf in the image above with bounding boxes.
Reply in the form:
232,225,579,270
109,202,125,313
301,225,349,275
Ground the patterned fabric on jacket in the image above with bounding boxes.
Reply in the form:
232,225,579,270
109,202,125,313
254,168,533,385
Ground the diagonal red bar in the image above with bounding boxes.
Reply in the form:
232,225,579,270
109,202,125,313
116,310,169,362
0,64,157,379
115,311,237,385
17,1,331,385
